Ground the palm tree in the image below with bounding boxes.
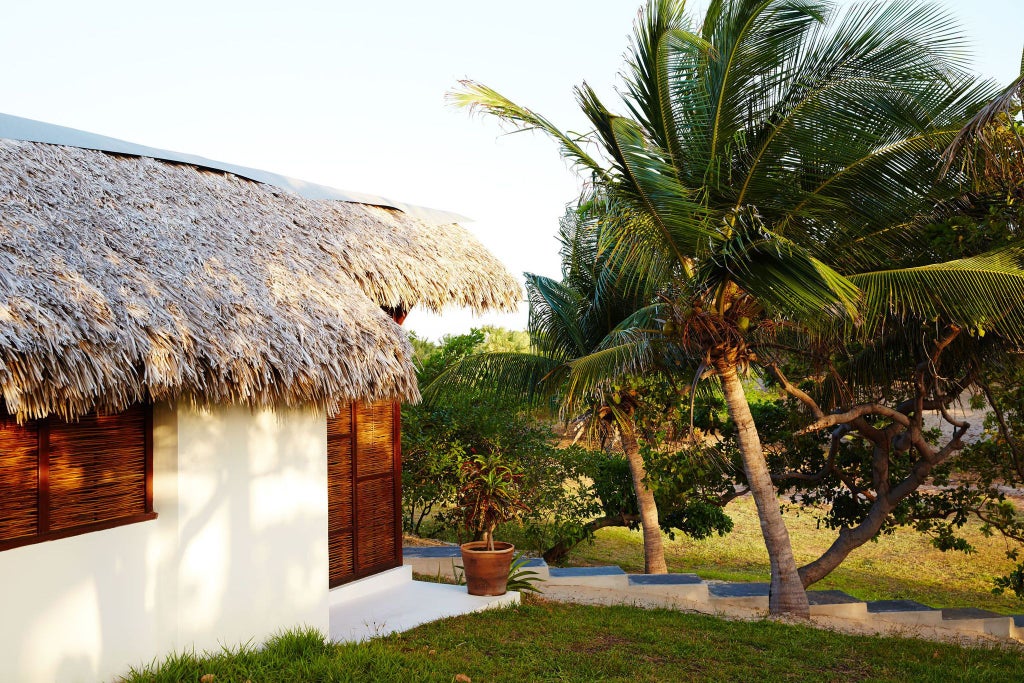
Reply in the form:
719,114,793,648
451,0,1024,616
427,208,671,573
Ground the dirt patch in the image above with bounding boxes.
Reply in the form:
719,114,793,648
403,534,455,547
575,634,634,654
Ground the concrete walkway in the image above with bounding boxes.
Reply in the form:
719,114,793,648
404,546,1024,646
329,565,518,642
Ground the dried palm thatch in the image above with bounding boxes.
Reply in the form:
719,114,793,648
312,202,521,314
0,139,467,420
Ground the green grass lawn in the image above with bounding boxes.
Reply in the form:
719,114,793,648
124,600,1023,682
564,496,1024,614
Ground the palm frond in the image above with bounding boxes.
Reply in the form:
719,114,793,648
703,210,860,327
623,0,710,170
422,352,564,407
850,246,1024,344
526,273,590,358
561,341,657,412
655,27,717,183
448,80,608,181
606,116,717,264
702,0,829,167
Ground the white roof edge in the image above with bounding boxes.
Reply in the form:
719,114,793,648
0,112,469,225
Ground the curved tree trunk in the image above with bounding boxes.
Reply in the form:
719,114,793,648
620,424,668,574
719,366,809,617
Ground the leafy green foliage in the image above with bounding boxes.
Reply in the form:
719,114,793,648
642,444,734,541
456,451,530,549
402,330,601,552
940,359,1024,598
505,551,544,593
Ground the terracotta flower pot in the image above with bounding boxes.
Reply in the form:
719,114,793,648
460,541,515,596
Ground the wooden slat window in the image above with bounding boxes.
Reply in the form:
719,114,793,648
354,402,394,479
327,406,355,583
0,404,155,551
328,401,402,588
0,419,39,543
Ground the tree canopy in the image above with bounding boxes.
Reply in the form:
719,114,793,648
452,0,1024,616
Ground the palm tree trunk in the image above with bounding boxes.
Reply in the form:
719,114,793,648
719,365,809,617
620,424,668,574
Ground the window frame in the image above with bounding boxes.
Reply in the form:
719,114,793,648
0,404,156,552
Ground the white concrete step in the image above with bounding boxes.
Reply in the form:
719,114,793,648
806,590,868,620
1013,615,1024,641
866,600,944,627
708,583,869,619
546,566,630,589
626,573,709,604
329,565,518,642
939,607,1015,639
707,581,769,610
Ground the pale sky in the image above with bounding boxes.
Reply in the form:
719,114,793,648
2,1,1021,340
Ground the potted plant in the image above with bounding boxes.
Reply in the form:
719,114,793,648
457,450,528,596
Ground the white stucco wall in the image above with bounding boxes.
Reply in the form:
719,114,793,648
0,402,329,683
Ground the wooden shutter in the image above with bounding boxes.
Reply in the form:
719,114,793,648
0,404,154,551
328,401,402,587
328,405,355,585
0,417,40,542
48,405,148,530
354,402,398,574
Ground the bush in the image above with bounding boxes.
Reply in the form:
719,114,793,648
401,329,600,549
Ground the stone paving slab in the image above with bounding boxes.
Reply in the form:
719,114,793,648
627,573,708,602
547,565,628,589
550,566,627,577
708,582,769,597
403,546,460,558
867,600,935,613
942,607,1004,620
940,608,1014,638
628,573,703,586
866,600,944,626
707,582,769,610
807,590,860,605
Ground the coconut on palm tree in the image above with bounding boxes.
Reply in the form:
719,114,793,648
451,0,1024,616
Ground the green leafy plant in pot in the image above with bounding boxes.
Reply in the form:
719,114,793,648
457,450,528,596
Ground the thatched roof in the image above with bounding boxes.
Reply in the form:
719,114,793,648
313,202,522,314
0,137,518,420
0,111,470,225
